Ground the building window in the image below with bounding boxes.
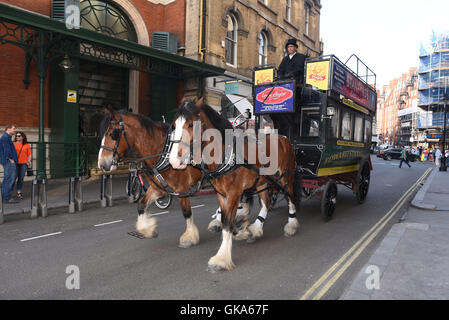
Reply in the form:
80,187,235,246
225,14,237,66
286,0,292,22
259,32,268,66
305,3,311,36
80,0,137,42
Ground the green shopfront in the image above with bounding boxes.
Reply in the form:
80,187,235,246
0,2,224,179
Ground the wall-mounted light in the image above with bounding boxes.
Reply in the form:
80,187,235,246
59,54,73,72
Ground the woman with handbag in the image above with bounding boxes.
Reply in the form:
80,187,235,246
13,131,32,199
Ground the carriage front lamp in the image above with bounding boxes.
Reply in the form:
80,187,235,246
59,54,73,72
245,108,252,120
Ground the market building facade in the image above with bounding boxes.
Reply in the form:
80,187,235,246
0,0,224,178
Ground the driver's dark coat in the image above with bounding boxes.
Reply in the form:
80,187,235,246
278,52,307,84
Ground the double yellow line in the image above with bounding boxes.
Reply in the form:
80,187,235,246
300,167,433,300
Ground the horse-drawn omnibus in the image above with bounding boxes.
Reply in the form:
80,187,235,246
254,54,377,221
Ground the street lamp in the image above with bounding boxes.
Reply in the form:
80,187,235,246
440,93,448,171
58,54,73,72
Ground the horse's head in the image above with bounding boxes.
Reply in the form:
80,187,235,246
169,99,204,170
97,108,132,172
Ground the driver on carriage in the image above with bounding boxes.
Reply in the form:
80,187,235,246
271,38,307,137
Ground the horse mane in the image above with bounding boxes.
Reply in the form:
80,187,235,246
176,100,233,137
99,110,167,138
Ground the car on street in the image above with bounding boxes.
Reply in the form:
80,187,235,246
378,147,419,162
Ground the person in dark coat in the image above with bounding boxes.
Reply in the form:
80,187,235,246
271,39,307,137
278,38,307,84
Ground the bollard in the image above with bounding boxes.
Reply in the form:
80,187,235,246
100,174,113,207
39,179,47,218
105,175,113,207
75,176,83,212
31,179,47,218
69,177,83,213
69,177,75,213
31,179,38,219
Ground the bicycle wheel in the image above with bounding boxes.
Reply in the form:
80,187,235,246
155,194,172,209
127,176,143,203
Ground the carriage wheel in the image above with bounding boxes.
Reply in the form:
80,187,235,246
356,162,371,204
321,181,337,222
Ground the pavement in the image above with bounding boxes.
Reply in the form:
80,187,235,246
1,174,131,219
341,167,449,300
0,173,216,222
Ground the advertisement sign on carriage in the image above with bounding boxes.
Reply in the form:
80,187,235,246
306,60,330,91
254,67,274,85
331,59,377,113
254,81,296,114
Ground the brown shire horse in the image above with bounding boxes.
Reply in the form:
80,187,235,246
97,108,204,248
169,99,300,272
97,108,252,247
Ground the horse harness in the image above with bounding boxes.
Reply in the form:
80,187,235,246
100,113,132,167
170,128,295,201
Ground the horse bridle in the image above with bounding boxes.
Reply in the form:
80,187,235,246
100,113,132,166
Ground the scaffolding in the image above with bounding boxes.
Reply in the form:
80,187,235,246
418,32,449,111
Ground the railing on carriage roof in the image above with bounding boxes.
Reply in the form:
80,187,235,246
0,141,89,179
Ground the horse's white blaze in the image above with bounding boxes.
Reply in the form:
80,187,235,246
169,117,186,169
97,135,106,168
208,230,235,270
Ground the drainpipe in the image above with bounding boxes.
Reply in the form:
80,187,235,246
198,0,207,97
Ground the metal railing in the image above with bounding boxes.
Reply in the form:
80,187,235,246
28,141,89,179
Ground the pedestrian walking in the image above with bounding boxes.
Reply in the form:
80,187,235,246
435,146,442,169
423,148,428,162
0,124,19,203
399,146,411,168
13,131,31,199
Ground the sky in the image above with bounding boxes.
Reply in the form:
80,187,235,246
320,0,449,88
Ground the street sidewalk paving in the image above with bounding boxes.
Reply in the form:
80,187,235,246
341,168,449,299
1,175,130,218
1,174,216,221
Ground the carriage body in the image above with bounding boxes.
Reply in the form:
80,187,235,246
253,55,377,220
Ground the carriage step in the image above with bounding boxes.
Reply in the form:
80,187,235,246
128,231,147,239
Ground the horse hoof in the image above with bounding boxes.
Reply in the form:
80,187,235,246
208,224,222,233
246,236,257,243
207,264,229,273
179,241,194,249
152,230,159,238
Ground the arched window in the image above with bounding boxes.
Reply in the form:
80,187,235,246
80,0,137,42
259,32,268,66
225,14,237,66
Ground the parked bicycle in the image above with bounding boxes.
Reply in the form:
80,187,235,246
125,161,172,210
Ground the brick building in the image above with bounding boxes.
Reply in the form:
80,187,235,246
0,0,223,176
376,68,419,147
